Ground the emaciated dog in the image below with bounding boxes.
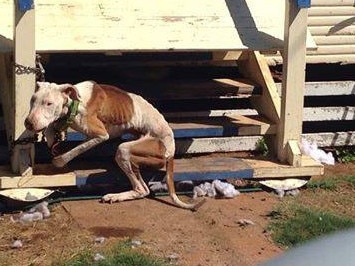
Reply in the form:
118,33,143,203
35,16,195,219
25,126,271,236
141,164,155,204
25,81,197,209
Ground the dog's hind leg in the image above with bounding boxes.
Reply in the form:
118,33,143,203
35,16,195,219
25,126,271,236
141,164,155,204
102,136,166,203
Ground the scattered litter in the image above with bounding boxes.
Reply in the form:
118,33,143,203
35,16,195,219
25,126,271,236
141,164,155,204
93,253,105,261
275,188,300,198
285,188,300,196
193,182,216,198
94,236,105,244
166,253,179,262
18,211,44,223
275,189,285,198
29,201,51,218
237,219,255,226
131,239,142,247
11,240,23,249
193,180,240,199
11,201,51,223
149,182,168,192
213,180,240,198
300,140,335,165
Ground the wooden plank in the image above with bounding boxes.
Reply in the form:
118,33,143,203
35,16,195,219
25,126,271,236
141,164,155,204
286,140,302,167
247,156,324,178
277,1,308,163
303,107,355,121
310,25,355,36
175,136,263,154
173,157,253,181
169,115,275,138
237,51,281,124
0,165,76,189
276,81,355,96
305,54,355,64
309,6,355,16
313,35,355,45
0,0,316,52
121,78,259,100
311,0,355,6
308,16,355,26
10,3,36,175
302,131,355,147
307,45,355,54
266,53,355,64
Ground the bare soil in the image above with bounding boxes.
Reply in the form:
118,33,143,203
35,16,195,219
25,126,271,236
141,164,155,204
0,162,354,266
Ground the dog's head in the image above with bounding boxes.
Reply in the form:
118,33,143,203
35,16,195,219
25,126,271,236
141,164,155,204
24,82,80,132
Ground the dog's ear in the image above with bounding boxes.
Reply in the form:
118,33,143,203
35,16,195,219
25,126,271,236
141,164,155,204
58,84,81,101
35,81,46,92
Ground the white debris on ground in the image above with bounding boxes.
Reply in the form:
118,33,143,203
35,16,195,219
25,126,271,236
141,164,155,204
11,239,23,249
130,239,142,248
93,253,105,261
275,188,301,198
300,140,335,165
237,219,255,226
11,201,51,223
193,180,240,199
94,236,105,244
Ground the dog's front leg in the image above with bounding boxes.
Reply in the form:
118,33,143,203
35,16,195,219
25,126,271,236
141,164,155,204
52,134,109,167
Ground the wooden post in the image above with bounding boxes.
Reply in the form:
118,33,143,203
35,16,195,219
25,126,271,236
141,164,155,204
11,0,36,175
277,0,308,165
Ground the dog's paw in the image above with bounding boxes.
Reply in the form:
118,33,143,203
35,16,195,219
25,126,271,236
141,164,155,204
101,194,122,204
52,156,66,168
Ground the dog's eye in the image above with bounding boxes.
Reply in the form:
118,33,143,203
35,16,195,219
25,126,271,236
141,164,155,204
46,101,53,107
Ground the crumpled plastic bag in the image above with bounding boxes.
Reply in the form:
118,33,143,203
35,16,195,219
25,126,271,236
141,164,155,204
300,140,335,165
193,180,240,199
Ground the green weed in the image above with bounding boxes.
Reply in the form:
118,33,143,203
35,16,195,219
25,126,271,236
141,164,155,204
269,205,355,248
54,240,167,266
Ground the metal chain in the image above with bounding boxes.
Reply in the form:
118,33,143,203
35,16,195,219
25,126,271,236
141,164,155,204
11,55,45,147
11,134,39,148
14,54,45,81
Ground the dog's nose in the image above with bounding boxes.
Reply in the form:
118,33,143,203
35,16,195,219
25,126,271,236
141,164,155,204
24,118,33,131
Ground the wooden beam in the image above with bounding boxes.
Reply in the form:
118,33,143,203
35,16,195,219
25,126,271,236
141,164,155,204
12,2,36,175
237,51,281,124
277,1,308,163
286,140,302,167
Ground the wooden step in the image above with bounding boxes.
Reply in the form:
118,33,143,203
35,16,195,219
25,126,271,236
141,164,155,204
62,115,275,142
0,156,323,189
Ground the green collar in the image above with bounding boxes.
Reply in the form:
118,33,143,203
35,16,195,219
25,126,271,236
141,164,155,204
54,99,80,132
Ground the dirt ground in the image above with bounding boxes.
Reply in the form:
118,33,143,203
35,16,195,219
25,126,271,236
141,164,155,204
0,163,354,266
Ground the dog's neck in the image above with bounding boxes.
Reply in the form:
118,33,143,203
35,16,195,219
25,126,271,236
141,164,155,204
54,99,80,132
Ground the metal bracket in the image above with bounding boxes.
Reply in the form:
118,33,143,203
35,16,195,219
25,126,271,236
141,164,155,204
18,0,34,11
297,0,311,8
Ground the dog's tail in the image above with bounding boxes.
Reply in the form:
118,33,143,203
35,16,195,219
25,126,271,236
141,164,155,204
165,158,205,211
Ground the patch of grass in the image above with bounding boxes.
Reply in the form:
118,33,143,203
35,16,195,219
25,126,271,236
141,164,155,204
306,179,338,190
269,205,355,248
336,147,355,163
55,240,167,266
255,138,270,157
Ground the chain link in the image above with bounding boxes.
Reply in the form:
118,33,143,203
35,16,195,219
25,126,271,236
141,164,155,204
14,54,45,81
12,54,45,147
11,134,39,148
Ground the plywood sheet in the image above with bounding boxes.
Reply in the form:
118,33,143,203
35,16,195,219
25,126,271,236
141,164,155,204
0,0,316,52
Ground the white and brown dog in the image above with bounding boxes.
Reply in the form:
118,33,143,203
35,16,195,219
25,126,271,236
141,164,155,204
25,81,197,209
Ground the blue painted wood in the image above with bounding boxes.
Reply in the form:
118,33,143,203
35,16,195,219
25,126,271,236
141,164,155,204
18,0,34,11
173,126,238,138
297,0,311,8
74,157,253,186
